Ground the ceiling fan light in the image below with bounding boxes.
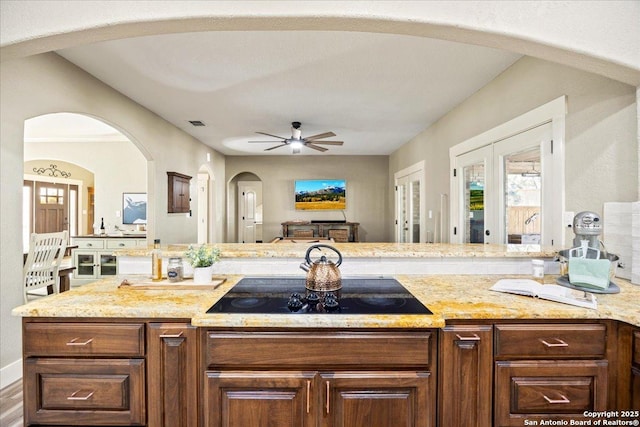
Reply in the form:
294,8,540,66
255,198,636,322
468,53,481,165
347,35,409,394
290,140,303,149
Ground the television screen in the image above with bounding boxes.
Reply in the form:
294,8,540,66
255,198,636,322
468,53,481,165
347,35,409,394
295,179,346,211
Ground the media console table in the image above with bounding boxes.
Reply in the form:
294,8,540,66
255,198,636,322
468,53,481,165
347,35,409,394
281,221,360,242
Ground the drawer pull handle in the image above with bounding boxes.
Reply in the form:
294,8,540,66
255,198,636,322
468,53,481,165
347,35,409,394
66,338,94,346
543,394,570,404
306,380,311,414
159,331,184,338
540,338,569,347
67,390,94,401
455,333,481,341
326,381,330,414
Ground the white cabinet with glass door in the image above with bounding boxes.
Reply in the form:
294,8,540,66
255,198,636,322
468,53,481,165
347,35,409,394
71,237,146,284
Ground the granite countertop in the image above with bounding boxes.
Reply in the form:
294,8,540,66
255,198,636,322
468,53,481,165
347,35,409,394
116,242,558,259
12,274,640,328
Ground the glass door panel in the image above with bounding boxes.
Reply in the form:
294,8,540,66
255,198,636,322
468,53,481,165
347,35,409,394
463,163,485,243
395,170,422,243
396,179,408,243
100,254,117,276
503,148,541,244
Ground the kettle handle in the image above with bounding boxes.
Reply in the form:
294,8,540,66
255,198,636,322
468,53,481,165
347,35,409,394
304,244,342,267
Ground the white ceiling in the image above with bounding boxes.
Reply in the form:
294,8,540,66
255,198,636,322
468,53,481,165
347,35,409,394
48,30,520,156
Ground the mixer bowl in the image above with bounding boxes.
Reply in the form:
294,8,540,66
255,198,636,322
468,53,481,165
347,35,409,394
557,249,619,281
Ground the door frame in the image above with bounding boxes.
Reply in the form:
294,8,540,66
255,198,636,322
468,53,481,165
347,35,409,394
394,161,425,243
449,96,566,246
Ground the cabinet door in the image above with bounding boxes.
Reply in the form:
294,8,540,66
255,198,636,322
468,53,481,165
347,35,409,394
99,252,117,276
73,250,98,278
204,371,316,427
320,371,433,427
439,325,492,427
147,323,199,427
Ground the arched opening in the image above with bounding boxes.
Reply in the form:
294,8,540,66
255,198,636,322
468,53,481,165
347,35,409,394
24,113,148,245
227,172,263,243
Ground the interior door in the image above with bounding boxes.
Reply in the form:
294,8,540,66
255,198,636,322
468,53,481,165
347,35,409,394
237,181,262,243
453,145,493,244
35,182,68,234
395,170,422,243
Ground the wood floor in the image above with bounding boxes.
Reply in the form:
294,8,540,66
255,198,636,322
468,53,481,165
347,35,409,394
0,380,23,427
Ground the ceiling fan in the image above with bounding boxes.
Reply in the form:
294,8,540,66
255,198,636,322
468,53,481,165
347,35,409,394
249,121,343,154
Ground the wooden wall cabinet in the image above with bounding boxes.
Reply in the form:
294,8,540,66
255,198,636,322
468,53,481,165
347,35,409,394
167,172,192,213
632,329,640,409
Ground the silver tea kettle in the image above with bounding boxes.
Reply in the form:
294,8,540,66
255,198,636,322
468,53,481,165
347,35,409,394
299,244,343,293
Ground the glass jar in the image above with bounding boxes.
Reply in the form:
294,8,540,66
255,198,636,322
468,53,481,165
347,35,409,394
167,257,183,282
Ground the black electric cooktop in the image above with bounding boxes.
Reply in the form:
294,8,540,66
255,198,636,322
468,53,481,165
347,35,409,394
206,277,432,315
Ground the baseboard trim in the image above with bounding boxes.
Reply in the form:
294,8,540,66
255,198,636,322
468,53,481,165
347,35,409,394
0,358,22,389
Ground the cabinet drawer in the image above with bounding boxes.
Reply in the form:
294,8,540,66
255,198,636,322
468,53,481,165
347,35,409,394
24,323,144,356
24,358,145,426
204,331,433,369
634,331,640,365
73,239,105,249
495,360,608,426
495,324,606,358
106,239,138,249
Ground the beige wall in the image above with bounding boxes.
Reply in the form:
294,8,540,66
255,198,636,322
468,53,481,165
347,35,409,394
390,56,638,243
225,156,389,242
0,52,225,376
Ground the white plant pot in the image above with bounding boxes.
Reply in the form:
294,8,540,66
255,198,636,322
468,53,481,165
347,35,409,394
192,266,213,284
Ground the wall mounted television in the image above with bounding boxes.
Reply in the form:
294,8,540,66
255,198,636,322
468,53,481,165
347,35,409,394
295,179,346,211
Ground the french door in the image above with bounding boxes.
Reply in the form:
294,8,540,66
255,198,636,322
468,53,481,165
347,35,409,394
395,163,424,243
452,123,553,245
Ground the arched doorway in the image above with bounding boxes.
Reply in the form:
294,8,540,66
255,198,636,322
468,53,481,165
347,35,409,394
24,113,148,244
227,172,263,243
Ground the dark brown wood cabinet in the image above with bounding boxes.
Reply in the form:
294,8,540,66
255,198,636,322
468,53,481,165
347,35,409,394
22,320,146,426
202,329,437,427
167,171,191,213
632,330,640,409
320,371,432,427
493,323,609,426
147,322,199,427
438,324,493,427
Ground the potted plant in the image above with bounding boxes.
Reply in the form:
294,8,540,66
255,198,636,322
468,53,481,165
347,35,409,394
185,244,221,283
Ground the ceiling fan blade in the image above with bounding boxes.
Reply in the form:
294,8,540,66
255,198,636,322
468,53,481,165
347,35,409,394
309,141,343,146
256,131,287,140
305,143,328,152
304,131,336,141
264,144,287,151
249,140,286,143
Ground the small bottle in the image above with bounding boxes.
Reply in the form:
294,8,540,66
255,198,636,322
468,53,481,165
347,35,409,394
167,257,183,282
151,239,162,281
100,218,106,235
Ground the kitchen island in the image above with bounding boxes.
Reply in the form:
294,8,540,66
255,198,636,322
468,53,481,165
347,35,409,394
12,270,640,426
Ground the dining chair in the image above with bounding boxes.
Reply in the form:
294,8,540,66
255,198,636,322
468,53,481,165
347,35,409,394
23,230,68,303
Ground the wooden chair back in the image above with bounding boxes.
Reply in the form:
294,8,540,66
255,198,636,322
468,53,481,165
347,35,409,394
23,230,68,303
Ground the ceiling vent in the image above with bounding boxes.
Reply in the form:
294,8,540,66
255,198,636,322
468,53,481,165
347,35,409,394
188,120,205,127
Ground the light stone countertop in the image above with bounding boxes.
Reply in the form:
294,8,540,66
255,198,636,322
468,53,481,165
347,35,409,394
12,274,640,328
116,242,558,259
